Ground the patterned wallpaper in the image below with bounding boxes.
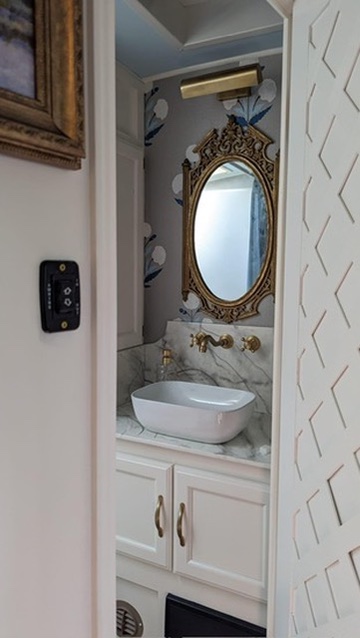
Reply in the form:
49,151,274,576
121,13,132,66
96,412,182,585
143,54,282,343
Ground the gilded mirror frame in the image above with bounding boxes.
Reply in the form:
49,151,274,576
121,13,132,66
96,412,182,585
182,116,279,323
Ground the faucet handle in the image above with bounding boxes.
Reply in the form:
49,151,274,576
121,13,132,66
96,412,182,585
162,348,172,365
190,332,204,348
241,335,261,353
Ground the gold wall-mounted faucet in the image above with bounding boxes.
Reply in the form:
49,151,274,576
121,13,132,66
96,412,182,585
190,332,234,353
241,335,261,353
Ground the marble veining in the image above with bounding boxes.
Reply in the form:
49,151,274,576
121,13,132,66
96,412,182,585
143,321,273,415
116,344,144,406
116,402,271,465
116,320,273,462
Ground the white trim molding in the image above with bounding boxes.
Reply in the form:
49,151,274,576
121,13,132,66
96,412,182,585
266,0,294,19
89,0,117,636
265,1,294,637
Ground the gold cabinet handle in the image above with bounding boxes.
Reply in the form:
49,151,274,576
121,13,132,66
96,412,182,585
176,502,186,547
154,495,164,538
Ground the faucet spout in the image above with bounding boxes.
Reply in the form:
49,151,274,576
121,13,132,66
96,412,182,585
190,332,234,353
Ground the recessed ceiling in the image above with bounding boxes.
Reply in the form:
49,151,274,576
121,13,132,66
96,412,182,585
115,0,283,80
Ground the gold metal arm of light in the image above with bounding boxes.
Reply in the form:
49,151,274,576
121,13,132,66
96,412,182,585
190,332,234,353
154,495,164,538
241,335,261,353
176,502,186,547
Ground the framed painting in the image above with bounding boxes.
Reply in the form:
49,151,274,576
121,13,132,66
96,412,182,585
0,0,85,169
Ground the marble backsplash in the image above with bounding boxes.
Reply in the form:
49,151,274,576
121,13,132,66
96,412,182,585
116,343,144,406
117,320,273,417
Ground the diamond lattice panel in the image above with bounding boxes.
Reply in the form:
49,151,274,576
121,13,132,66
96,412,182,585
345,51,360,111
290,0,360,635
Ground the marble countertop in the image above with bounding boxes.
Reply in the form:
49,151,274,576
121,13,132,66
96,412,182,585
116,402,271,466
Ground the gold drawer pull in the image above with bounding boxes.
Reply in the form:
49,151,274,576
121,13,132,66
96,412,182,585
154,495,164,538
176,502,186,547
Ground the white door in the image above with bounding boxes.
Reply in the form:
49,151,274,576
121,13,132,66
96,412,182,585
173,466,269,602
116,63,145,351
116,454,172,569
276,0,360,636
116,138,144,350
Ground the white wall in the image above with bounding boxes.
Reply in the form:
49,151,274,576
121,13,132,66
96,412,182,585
0,2,116,637
0,154,93,638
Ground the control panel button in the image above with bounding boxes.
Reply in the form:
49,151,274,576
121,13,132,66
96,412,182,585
40,261,80,332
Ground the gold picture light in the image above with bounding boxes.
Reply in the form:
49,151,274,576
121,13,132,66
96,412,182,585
180,63,262,101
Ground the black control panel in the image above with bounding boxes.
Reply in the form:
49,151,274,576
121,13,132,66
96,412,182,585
40,260,80,333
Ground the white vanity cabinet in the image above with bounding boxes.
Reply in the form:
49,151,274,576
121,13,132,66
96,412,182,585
115,440,270,633
173,466,269,602
116,454,173,569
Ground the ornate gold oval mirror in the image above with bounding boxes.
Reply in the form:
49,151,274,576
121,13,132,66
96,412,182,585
182,116,278,322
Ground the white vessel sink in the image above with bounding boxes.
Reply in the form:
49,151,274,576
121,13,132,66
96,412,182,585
131,381,255,444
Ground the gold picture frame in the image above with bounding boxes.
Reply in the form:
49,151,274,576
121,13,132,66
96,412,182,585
0,0,85,169
182,116,279,323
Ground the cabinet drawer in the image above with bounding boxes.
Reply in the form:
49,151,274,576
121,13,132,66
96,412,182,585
116,453,172,569
173,466,269,601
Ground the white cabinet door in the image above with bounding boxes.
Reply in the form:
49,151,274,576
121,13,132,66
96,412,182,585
116,62,144,146
116,454,172,569
116,138,144,350
173,466,269,601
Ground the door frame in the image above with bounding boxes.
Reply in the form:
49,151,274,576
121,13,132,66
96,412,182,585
90,0,117,636
91,0,297,636
263,1,301,637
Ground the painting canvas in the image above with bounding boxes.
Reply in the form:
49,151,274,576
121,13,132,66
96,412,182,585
0,0,85,169
0,0,35,98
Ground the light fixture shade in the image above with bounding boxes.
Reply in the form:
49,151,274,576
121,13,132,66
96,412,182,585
180,64,262,100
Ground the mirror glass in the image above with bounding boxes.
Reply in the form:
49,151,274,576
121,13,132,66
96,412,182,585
194,161,267,301
182,117,277,322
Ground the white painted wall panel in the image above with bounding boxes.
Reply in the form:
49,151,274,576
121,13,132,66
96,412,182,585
279,0,360,635
0,2,117,636
116,62,145,145
0,123,92,638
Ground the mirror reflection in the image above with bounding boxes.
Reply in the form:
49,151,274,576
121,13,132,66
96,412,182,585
182,117,278,322
194,161,268,301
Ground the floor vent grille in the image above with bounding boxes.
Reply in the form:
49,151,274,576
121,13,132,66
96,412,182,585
116,600,143,637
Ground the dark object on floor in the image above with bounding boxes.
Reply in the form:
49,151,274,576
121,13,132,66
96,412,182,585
165,594,266,637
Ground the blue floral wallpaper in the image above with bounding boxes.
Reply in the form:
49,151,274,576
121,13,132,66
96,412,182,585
144,86,169,146
224,77,277,128
143,88,169,290
144,223,166,288
143,55,282,342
